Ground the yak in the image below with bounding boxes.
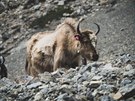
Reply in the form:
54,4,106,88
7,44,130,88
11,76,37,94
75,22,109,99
25,18,100,77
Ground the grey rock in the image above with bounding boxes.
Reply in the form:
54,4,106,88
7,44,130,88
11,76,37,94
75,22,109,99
120,83,135,95
83,71,94,80
129,55,135,62
65,68,76,79
114,82,135,100
7,0,20,9
0,2,6,13
99,0,117,5
51,69,64,78
82,81,89,87
79,65,92,74
92,75,103,81
119,54,131,63
27,82,42,89
60,84,75,94
100,63,120,78
97,84,117,94
86,90,94,101
120,78,132,86
72,73,82,82
58,0,65,6
103,63,113,69
90,80,102,88
34,87,49,101
0,78,17,87
100,95,114,101
33,4,41,10
123,69,135,78
39,72,54,83
124,64,133,71
55,93,68,101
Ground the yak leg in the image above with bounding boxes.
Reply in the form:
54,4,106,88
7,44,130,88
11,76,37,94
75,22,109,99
53,47,64,71
30,67,38,77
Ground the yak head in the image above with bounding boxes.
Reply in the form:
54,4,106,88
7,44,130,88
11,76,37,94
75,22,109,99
72,18,100,61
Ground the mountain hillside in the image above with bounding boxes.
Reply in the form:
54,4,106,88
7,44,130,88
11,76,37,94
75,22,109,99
0,0,135,100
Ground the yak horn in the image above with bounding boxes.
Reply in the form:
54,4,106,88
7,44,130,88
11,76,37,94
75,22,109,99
94,23,100,35
76,17,85,35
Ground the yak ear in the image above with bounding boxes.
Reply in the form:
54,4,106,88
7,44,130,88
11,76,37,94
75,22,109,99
0,56,5,64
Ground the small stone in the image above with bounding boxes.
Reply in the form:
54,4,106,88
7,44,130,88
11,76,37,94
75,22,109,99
114,83,135,100
82,71,93,81
113,92,122,100
34,95,42,101
75,95,87,101
50,81,57,87
51,69,63,78
99,0,117,5
90,80,102,88
34,87,49,101
72,73,82,82
123,69,135,77
58,1,65,6
103,63,112,69
119,54,131,63
0,2,5,13
129,55,135,62
13,35,19,40
60,78,71,85
92,76,103,81
55,93,68,100
100,95,114,101
39,72,54,83
33,4,41,10
79,65,91,74
60,84,76,95
60,84,71,89
101,63,120,77
92,89,98,96
120,78,131,86
82,81,89,86
120,28,125,31
120,83,135,94
86,90,94,100
27,82,42,89
124,64,133,71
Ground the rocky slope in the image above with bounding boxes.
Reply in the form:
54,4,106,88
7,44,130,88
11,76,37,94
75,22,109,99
0,54,135,101
0,0,135,100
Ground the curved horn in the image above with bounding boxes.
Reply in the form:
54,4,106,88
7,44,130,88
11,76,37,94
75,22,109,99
94,23,100,35
76,18,85,34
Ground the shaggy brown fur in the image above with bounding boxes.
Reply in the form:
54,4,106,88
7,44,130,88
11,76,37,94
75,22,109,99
25,18,100,77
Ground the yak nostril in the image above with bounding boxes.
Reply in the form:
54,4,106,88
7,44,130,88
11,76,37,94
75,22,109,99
92,54,99,61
